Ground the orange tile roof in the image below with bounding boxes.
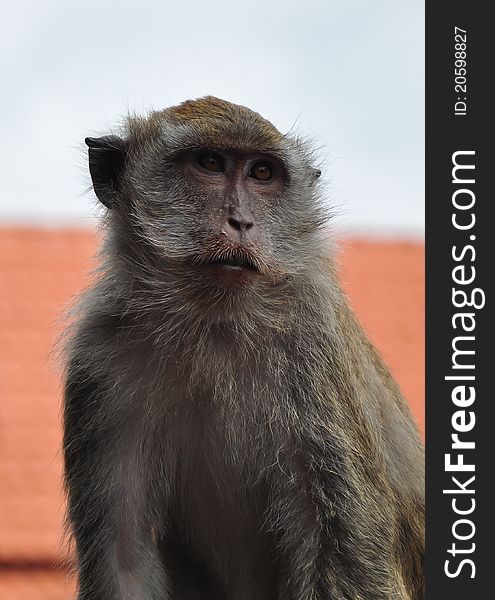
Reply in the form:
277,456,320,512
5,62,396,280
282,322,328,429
338,239,424,435
0,569,75,600
0,228,424,596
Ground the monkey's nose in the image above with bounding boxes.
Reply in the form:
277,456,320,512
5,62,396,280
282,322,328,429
227,216,254,233
224,216,255,243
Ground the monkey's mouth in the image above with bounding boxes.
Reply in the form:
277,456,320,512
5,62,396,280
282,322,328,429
192,250,261,276
208,255,259,271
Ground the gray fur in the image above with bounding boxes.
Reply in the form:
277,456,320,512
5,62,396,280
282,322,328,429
63,97,424,600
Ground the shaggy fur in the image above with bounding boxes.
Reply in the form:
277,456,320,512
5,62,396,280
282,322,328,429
63,97,424,600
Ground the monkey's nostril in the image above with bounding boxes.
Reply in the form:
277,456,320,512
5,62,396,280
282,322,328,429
227,217,241,231
228,217,253,232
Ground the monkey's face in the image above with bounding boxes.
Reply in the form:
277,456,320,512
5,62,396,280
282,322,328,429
86,97,326,312
149,146,290,287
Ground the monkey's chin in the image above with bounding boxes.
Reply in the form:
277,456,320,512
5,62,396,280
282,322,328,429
200,263,258,287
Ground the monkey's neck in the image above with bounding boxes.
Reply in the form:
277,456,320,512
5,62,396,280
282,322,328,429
111,255,342,344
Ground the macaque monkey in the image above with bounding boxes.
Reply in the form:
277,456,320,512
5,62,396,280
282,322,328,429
63,96,424,600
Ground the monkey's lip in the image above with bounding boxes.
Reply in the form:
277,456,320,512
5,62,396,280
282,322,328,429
207,256,259,271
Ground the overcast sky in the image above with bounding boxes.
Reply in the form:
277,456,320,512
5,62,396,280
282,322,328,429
0,0,424,236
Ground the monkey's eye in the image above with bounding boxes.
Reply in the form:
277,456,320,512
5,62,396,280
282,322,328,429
249,162,272,181
198,153,224,173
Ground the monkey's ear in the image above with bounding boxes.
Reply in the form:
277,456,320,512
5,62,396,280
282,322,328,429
85,136,128,209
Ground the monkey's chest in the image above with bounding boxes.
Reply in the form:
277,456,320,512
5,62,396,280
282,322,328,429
166,398,280,597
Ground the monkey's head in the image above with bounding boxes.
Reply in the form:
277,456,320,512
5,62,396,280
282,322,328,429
86,97,328,321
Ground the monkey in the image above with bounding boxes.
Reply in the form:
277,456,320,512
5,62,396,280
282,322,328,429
62,96,424,600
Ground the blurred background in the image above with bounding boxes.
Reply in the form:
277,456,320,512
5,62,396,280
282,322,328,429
0,1,424,598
